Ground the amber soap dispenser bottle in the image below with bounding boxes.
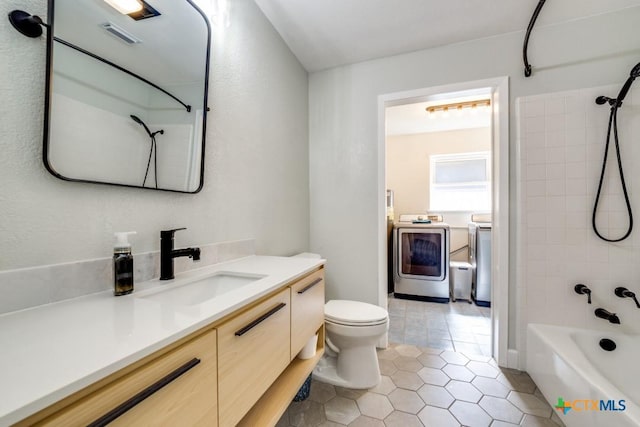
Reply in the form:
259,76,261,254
113,232,136,296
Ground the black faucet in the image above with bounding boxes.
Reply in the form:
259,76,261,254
614,287,640,308
160,228,201,280
595,308,621,324
574,284,592,304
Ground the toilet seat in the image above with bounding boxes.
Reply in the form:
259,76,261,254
325,300,388,327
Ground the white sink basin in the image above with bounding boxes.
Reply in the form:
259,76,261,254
139,272,266,306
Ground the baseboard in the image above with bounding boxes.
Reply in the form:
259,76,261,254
507,349,520,370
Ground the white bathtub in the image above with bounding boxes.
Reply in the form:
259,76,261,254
527,323,640,427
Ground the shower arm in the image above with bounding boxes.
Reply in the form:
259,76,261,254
523,0,547,77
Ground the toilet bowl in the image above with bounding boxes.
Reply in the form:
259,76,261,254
313,300,389,389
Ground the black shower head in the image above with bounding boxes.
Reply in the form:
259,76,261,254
612,61,640,107
596,96,616,106
130,114,152,137
597,62,640,108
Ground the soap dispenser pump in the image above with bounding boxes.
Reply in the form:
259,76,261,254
113,231,136,296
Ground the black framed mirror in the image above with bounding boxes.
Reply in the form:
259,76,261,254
44,0,210,193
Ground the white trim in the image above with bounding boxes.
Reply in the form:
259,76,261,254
507,349,519,369
377,76,510,366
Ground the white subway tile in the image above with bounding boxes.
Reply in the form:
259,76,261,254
546,114,566,132
527,228,547,244
527,164,546,181
528,244,547,261
566,178,586,196
545,98,565,115
525,99,546,117
545,131,564,147
517,85,640,333
546,164,565,180
525,116,546,133
564,145,586,163
565,128,586,146
526,131,545,148
546,228,566,245
526,180,546,197
546,179,566,196
526,147,546,164
527,196,547,212
545,146,565,163
527,212,546,228
564,162,586,179
546,196,566,214
566,112,586,130
565,228,587,246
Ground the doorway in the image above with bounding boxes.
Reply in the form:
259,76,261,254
377,77,509,365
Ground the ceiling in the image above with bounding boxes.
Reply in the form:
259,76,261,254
254,0,640,72
386,94,491,136
55,0,209,86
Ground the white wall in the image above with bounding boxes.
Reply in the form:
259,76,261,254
0,0,309,271
309,5,640,354
386,128,491,216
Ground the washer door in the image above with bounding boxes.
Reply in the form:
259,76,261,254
397,228,446,281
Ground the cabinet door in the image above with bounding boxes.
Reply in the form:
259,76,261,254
290,268,325,359
217,288,290,427
36,329,218,426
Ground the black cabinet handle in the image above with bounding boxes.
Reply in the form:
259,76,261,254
88,358,201,427
235,302,287,336
297,278,323,294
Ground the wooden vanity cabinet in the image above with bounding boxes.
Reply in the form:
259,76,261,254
217,288,291,427
237,268,325,426
26,328,218,427
16,266,325,427
289,268,325,360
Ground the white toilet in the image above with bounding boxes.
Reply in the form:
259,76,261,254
290,253,389,389
313,299,389,389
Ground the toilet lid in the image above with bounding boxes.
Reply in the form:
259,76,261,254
325,300,388,325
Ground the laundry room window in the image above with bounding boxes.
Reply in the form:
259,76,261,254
429,152,491,211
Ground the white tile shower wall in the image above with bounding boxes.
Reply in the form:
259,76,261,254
0,239,254,314
517,84,640,340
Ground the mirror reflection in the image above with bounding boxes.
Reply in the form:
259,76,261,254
45,0,210,192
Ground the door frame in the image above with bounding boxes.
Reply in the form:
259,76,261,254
377,76,510,366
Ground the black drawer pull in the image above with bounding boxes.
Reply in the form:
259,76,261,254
235,302,287,336
297,278,323,294
88,358,201,427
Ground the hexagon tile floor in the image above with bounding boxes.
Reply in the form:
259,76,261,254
277,344,564,427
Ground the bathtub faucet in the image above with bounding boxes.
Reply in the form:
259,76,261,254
614,287,640,308
574,284,592,304
595,308,621,324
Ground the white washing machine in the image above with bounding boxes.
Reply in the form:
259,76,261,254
468,213,491,307
393,214,450,303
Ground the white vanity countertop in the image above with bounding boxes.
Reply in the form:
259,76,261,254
0,255,325,426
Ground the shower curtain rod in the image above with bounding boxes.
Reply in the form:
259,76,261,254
54,37,192,113
523,0,547,77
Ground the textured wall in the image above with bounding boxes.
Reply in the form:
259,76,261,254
0,0,309,270
309,5,640,351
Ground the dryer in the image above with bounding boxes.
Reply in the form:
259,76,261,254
469,213,491,307
393,214,450,303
